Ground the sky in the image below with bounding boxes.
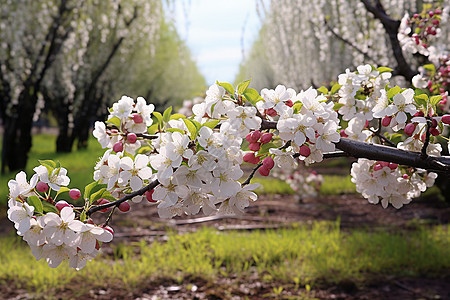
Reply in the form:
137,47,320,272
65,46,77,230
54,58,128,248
171,0,263,85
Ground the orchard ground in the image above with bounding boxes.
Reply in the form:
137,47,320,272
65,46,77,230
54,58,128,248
0,133,449,299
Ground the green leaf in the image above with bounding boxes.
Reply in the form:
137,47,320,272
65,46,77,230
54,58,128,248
191,119,202,130
292,102,303,114
237,80,251,95
137,146,152,154
90,187,107,205
28,195,43,214
42,201,58,214
183,118,198,139
153,111,163,126
84,181,99,200
430,95,442,106
170,113,186,120
56,186,70,197
243,88,262,106
317,86,328,94
147,124,159,134
330,83,342,95
423,64,436,75
333,103,345,110
414,94,428,107
217,81,235,95
376,66,393,73
257,142,277,156
106,117,121,128
202,120,220,129
166,128,186,134
387,86,401,100
162,106,173,123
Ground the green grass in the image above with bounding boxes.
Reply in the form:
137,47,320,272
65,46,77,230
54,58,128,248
0,222,448,296
1,134,104,206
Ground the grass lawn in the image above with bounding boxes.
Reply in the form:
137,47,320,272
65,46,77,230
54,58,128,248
0,222,448,298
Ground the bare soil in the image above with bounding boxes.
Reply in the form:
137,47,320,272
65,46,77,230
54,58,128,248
1,192,449,300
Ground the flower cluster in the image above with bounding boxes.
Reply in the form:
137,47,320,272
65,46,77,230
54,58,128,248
272,165,323,200
351,159,437,209
7,166,113,270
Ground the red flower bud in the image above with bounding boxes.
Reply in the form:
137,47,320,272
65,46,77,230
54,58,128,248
262,156,275,170
299,145,311,157
260,133,273,144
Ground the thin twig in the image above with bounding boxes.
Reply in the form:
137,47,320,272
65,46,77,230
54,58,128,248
242,162,264,186
421,118,432,159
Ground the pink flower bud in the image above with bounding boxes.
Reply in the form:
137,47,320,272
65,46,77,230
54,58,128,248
404,123,416,136
265,108,277,117
365,120,369,128
285,99,294,107
244,152,257,164
388,163,398,170
431,118,438,128
249,142,261,152
429,128,440,136
36,181,49,193
146,189,156,202
262,156,275,170
69,188,81,200
413,13,419,18
127,133,137,144
299,145,311,157
414,111,424,117
428,11,434,17
118,201,131,212
260,133,273,144
373,164,383,171
378,161,390,167
113,142,123,153
246,131,261,143
381,116,392,127
258,166,270,176
432,19,439,26
435,9,442,15
442,115,450,124
55,200,70,212
131,113,143,124
340,129,348,138
402,174,409,179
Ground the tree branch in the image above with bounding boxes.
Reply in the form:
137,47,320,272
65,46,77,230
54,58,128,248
260,119,450,174
86,179,160,216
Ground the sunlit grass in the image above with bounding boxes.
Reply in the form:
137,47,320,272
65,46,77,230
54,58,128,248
1,223,448,296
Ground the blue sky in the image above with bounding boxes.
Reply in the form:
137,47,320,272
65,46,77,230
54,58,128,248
172,0,263,85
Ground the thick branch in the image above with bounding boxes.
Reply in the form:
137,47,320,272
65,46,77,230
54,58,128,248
360,0,417,81
260,119,450,174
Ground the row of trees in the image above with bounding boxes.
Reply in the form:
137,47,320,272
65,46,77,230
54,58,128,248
0,0,205,173
237,0,449,91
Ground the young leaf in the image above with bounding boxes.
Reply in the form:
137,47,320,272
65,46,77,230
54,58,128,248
237,80,251,95
170,113,186,120
423,64,436,75
243,88,262,106
28,195,43,214
84,181,99,200
202,120,220,129
430,95,442,106
162,106,173,123
147,124,159,134
183,118,198,139
333,103,345,110
414,94,428,107
257,142,277,156
317,86,328,95
153,111,163,126
166,128,186,134
330,83,342,95
89,187,107,205
387,86,401,99
42,201,58,214
376,66,393,73
106,117,121,128
293,102,303,114
56,186,70,197
217,81,235,95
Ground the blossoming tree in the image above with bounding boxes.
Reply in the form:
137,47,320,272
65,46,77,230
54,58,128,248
6,3,450,270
